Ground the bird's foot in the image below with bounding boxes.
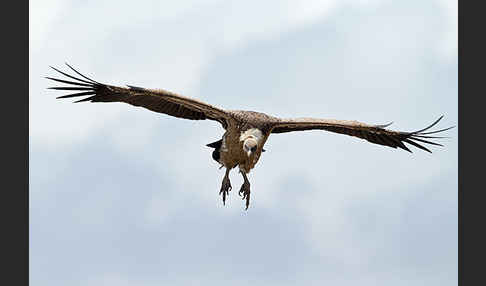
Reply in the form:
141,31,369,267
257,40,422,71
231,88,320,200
219,176,232,205
238,181,251,210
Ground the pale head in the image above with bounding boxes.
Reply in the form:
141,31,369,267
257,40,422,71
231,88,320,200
243,137,258,157
240,128,264,157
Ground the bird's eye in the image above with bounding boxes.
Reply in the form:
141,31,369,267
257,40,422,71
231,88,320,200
251,146,257,152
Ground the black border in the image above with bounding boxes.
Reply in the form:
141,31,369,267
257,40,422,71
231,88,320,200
459,1,481,284
5,0,28,284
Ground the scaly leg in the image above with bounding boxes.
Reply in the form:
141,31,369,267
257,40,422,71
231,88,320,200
238,171,251,210
219,168,232,205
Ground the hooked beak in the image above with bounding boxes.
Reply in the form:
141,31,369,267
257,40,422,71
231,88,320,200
246,150,252,157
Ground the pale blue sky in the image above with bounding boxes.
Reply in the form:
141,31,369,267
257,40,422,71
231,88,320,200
30,0,457,285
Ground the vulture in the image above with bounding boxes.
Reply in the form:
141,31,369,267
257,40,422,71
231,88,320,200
47,63,454,210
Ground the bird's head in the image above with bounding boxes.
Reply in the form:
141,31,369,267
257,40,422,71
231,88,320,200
243,137,258,157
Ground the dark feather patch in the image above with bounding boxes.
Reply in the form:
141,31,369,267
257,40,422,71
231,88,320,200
127,85,147,92
49,87,93,91
65,62,100,84
56,91,96,99
49,65,94,85
45,77,92,87
272,116,453,153
206,139,222,148
46,64,228,125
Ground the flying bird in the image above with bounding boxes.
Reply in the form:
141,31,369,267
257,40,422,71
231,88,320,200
47,63,454,210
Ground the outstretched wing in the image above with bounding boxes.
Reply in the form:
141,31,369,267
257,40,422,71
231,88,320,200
46,63,232,128
271,116,454,153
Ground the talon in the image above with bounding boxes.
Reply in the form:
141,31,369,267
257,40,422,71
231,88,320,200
243,191,250,210
238,181,251,210
245,193,250,210
219,169,232,206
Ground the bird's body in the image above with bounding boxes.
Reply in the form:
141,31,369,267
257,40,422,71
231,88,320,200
47,63,454,210
218,110,276,172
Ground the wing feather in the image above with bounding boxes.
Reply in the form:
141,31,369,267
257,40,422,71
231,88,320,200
271,116,454,153
46,63,231,127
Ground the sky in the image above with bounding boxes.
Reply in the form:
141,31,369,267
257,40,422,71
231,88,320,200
29,0,457,285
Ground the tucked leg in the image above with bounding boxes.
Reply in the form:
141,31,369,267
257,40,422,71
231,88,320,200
238,171,251,210
219,168,232,205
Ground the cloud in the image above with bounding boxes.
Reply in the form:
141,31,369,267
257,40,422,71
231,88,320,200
30,1,457,285
435,0,458,61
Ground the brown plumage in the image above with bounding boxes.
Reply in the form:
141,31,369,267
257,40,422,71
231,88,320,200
47,63,454,210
